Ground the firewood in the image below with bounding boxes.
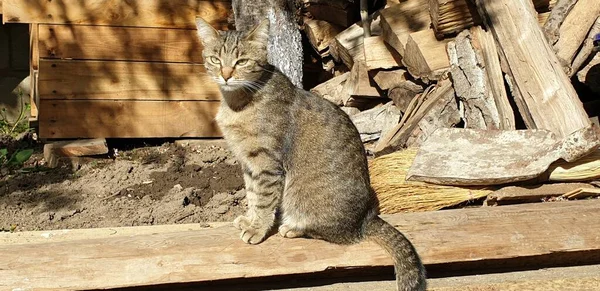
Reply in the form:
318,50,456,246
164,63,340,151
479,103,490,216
429,0,482,38
576,53,600,94
477,0,592,139
548,0,600,72
350,101,402,142
329,16,381,68
542,0,577,45
304,19,344,57
388,81,424,113
303,0,357,27
484,182,597,206
342,60,380,104
363,36,402,71
571,16,600,77
402,29,452,82
310,72,350,106
371,69,409,91
374,77,458,155
379,0,430,57
447,27,514,130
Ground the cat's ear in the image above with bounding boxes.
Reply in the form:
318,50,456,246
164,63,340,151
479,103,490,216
245,18,270,44
195,17,219,45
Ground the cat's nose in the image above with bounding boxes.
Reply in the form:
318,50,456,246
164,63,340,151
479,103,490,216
221,67,234,81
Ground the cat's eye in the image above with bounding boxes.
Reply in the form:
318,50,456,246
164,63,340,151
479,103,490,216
208,56,221,64
236,59,249,66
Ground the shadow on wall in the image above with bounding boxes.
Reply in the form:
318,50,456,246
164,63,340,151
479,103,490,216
0,18,31,124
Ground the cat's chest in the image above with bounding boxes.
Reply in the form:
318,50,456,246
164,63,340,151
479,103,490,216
216,105,259,138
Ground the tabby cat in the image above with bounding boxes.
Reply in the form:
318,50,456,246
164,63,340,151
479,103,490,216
195,17,426,291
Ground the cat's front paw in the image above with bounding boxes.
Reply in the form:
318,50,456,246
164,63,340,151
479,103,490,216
278,224,304,238
234,215,268,244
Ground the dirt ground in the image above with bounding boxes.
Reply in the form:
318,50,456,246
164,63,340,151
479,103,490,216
0,137,247,232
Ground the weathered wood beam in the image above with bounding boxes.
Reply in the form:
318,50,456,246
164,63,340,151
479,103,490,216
2,200,600,290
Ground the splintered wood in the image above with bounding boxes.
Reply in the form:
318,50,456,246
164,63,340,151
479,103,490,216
477,0,591,138
429,0,481,38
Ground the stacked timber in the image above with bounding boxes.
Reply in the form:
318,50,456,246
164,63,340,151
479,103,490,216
3,0,232,139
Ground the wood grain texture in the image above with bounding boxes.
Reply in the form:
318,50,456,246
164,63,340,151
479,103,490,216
363,36,402,71
38,24,204,63
38,99,221,138
2,0,233,29
429,0,481,38
2,200,600,290
29,23,39,119
38,59,221,101
477,0,590,138
330,17,381,68
379,0,430,57
402,29,451,81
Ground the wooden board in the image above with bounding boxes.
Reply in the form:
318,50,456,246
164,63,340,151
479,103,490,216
2,0,233,29
477,0,591,138
485,183,597,206
38,59,221,101
29,23,39,120
38,24,204,63
38,99,222,138
2,200,600,290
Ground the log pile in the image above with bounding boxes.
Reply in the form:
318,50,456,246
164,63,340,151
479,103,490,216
302,0,599,155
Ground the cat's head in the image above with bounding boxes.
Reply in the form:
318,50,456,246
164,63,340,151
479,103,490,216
195,17,270,92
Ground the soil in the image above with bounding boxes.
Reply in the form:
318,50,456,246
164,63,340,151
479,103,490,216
0,137,247,232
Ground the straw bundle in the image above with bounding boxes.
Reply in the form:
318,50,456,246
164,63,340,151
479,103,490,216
368,148,493,214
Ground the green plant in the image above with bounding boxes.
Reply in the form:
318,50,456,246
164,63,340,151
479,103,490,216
0,148,33,168
0,88,32,136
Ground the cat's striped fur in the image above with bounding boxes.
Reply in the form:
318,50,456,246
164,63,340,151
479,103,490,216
195,17,426,291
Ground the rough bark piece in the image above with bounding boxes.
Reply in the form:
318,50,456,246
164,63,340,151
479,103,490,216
388,81,424,113
310,72,350,106
371,69,409,91
542,0,577,45
363,36,402,71
485,183,596,206
429,0,482,38
379,0,430,57
350,101,402,142
374,77,455,155
304,19,344,56
551,0,600,71
330,17,382,69
406,125,600,186
571,16,600,77
448,28,503,130
477,0,591,138
402,29,451,82
3,200,600,290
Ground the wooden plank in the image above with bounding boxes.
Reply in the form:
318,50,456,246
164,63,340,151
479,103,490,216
38,59,221,101
38,100,222,138
29,23,39,120
2,0,233,29
43,138,109,167
476,0,591,138
484,183,596,206
2,200,600,290
38,24,204,63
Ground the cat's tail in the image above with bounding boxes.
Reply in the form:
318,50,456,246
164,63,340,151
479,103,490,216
364,216,426,291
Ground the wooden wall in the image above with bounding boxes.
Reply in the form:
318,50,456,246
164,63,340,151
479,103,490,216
3,0,233,138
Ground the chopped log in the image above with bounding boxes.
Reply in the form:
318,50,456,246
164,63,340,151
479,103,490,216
374,77,456,155
542,0,577,45
477,0,592,139
402,29,451,82
484,183,596,206
342,60,380,104
447,28,511,130
379,0,430,57
303,0,357,27
310,72,350,106
43,138,109,168
571,16,600,76
576,54,600,93
329,16,381,68
3,200,600,290
304,19,344,56
538,11,551,26
550,0,600,71
371,69,409,91
350,101,402,142
429,0,482,38
388,81,424,113
547,149,600,182
363,36,402,71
